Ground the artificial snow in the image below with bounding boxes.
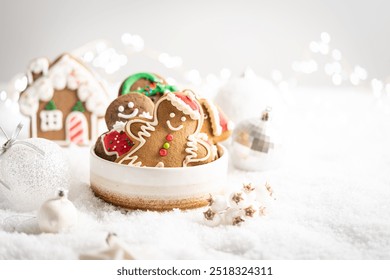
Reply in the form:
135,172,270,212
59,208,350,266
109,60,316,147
0,88,390,259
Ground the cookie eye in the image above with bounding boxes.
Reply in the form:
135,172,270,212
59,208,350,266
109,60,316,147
128,102,134,108
204,114,208,119
181,116,186,122
169,113,175,118
118,105,124,112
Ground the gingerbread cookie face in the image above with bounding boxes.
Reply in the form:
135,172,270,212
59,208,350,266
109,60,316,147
105,93,154,130
119,72,177,103
200,98,233,144
117,92,213,167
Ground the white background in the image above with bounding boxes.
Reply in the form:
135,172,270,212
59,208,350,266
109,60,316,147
1,0,390,262
0,0,389,83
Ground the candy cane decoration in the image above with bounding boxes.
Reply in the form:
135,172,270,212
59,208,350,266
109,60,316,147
66,112,88,144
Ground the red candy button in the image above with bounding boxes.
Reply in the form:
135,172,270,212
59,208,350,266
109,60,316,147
159,148,168,156
166,134,173,141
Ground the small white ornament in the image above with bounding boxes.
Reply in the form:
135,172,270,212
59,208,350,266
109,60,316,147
201,182,276,227
208,195,228,212
228,191,248,209
224,208,245,226
243,202,260,219
203,208,222,227
242,183,257,201
79,233,135,260
38,189,78,233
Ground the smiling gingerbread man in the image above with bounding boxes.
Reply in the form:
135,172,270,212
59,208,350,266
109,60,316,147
116,91,213,167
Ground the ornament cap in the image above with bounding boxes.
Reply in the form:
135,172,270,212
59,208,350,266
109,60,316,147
57,188,68,198
261,106,272,121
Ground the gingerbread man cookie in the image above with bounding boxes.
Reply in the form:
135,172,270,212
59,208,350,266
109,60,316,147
117,91,213,167
119,72,177,103
200,98,233,144
105,93,154,130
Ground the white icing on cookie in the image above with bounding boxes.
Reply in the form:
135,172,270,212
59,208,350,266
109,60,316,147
50,71,67,90
77,84,91,101
118,93,204,167
118,108,139,119
227,120,235,130
183,134,211,167
67,75,79,90
36,78,54,102
166,92,200,120
166,120,183,131
66,111,89,144
203,99,222,136
20,54,108,117
139,111,152,119
112,121,126,132
118,121,156,166
40,109,63,132
29,57,49,76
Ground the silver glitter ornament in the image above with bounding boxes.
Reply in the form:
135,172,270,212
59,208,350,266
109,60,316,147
231,107,281,171
0,136,70,212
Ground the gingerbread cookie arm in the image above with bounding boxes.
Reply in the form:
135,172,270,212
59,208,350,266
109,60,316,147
116,119,157,165
126,122,143,139
183,134,212,167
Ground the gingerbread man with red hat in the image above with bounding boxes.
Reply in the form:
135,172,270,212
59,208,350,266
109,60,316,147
117,91,214,167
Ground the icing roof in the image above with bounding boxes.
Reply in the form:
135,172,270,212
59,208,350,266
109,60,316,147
19,54,109,117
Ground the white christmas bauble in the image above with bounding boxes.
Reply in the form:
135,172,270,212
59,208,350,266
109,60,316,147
243,202,260,219
231,109,282,171
203,208,222,227
209,195,228,212
224,208,245,226
214,70,283,125
38,189,78,233
0,138,70,212
228,191,248,209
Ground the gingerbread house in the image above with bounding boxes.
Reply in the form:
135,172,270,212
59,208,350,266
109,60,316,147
19,54,109,146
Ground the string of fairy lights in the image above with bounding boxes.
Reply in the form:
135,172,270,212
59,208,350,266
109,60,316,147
1,32,390,110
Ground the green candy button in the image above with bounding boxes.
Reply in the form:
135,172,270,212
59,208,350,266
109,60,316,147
163,142,170,149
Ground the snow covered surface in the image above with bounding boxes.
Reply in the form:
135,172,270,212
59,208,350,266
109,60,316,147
1,88,390,259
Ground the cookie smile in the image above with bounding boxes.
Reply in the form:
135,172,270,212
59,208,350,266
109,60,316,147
118,108,139,119
167,120,183,131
